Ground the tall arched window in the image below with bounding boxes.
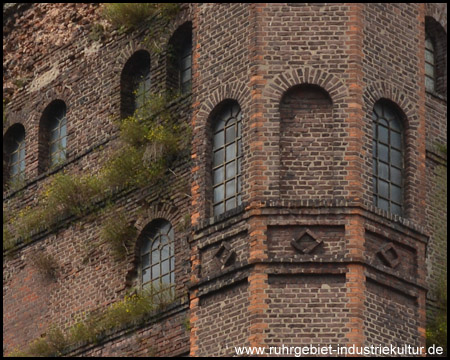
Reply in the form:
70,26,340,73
39,100,67,172
425,17,447,95
4,124,26,185
139,219,175,292
121,50,151,118
372,101,404,216
212,101,242,216
167,22,192,94
425,33,436,92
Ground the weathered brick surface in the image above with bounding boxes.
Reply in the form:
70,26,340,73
195,281,250,356
266,274,349,347
364,280,420,347
3,3,446,357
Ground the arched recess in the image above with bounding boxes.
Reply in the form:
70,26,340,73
261,68,348,201
279,84,333,199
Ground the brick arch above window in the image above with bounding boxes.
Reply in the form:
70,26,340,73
263,67,348,107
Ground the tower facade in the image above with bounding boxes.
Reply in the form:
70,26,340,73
3,3,447,356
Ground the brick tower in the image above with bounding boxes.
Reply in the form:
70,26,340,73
3,3,447,357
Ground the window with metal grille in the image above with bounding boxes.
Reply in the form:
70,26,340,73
212,102,242,216
139,219,175,292
425,34,436,92
372,101,404,216
48,104,67,167
4,124,26,185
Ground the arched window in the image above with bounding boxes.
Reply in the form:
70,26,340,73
425,17,447,95
139,219,175,291
40,100,67,170
121,50,151,118
372,101,404,216
212,101,242,216
4,124,26,185
167,22,192,94
425,33,436,92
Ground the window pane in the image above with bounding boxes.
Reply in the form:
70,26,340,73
426,77,435,91
372,177,377,193
214,203,224,216
181,55,191,70
226,161,236,179
161,244,170,260
378,198,389,211
378,143,389,162
214,131,224,149
391,167,402,186
162,274,170,285
152,250,159,264
213,167,224,184
378,180,389,198
425,49,434,64
161,259,170,275
152,238,160,251
214,149,224,166
142,254,150,269
143,269,150,284
378,125,389,143
226,197,236,211
226,179,235,198
142,239,151,254
181,68,191,83
391,184,402,203
391,131,401,150
214,184,224,203
60,123,67,138
391,149,402,168
425,63,435,77
226,143,236,161
391,203,402,216
379,162,389,180
151,265,160,279
226,124,236,143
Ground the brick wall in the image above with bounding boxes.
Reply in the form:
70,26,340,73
3,3,446,357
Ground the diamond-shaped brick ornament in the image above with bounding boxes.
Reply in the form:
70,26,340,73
377,242,400,268
214,242,236,269
290,229,323,254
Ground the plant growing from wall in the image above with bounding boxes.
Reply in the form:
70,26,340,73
7,283,177,357
100,210,137,260
101,3,180,32
32,251,59,280
3,91,190,252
